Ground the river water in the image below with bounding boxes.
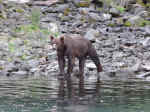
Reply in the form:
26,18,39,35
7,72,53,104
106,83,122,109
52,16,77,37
0,74,150,112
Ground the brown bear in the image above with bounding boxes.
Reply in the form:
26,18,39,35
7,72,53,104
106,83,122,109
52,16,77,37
50,34,102,77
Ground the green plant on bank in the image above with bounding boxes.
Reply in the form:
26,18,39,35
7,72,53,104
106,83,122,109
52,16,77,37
124,21,132,27
7,57,13,62
30,7,41,27
136,0,145,6
146,3,150,8
102,0,112,6
116,5,125,13
15,7,41,33
124,19,150,27
138,20,150,26
14,7,55,37
108,23,116,27
77,0,90,7
0,66,3,70
15,24,39,33
15,8,24,13
8,42,16,53
20,53,27,60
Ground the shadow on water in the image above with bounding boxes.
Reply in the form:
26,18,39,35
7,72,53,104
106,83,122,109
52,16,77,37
0,73,150,112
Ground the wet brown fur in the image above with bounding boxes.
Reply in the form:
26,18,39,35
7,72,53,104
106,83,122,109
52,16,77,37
50,34,102,76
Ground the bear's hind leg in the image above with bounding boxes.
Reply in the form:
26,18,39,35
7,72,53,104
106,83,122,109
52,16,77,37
79,58,85,83
88,46,102,73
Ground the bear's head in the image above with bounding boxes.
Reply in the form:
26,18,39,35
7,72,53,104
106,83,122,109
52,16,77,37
50,35,65,51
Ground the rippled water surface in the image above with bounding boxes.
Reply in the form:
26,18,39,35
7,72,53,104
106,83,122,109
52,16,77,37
0,74,150,112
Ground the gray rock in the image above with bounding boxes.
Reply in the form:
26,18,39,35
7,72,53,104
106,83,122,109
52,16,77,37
119,32,136,44
48,22,59,34
112,51,124,60
11,71,28,76
41,7,57,13
0,60,6,65
102,13,112,21
88,12,101,21
142,38,150,47
86,62,96,70
79,8,89,15
47,51,57,59
145,26,150,36
109,7,120,17
30,68,39,73
141,62,150,71
5,63,18,72
137,72,150,79
56,4,69,12
0,71,8,76
7,0,30,3
132,4,146,16
72,0,81,6
128,15,141,25
84,28,99,42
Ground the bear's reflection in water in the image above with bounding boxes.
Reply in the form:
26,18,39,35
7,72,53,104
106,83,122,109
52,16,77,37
58,75,101,104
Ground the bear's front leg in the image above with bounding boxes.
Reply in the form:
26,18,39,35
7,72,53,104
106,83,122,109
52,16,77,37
67,55,74,77
57,52,65,76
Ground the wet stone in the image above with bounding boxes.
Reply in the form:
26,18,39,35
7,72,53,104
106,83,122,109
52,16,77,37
5,63,18,72
86,62,96,71
88,12,101,21
11,71,28,76
142,38,150,47
141,62,150,71
109,7,121,17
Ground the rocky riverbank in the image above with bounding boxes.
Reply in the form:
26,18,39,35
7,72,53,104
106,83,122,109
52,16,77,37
0,0,150,80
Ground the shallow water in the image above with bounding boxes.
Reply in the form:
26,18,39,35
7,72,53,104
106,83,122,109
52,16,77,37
0,74,150,112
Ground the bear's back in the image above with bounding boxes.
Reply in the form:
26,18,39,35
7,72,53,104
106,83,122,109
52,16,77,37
64,34,91,57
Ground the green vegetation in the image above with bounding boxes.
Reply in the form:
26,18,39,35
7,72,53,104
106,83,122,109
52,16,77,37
138,20,150,27
124,21,132,27
20,53,27,60
0,66,3,70
77,0,90,7
14,7,41,34
15,8,24,13
64,8,70,16
8,42,16,53
124,19,150,27
108,23,116,27
136,0,145,6
30,7,41,27
14,7,56,37
116,5,125,13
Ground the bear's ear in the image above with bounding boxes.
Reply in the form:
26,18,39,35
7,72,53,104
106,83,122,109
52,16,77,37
60,36,64,44
50,36,54,41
